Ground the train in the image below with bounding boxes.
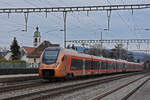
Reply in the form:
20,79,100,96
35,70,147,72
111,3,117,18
39,47,144,80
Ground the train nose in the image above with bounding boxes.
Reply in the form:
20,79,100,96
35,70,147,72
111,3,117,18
42,69,55,79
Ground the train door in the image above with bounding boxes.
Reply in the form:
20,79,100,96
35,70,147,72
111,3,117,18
122,63,126,72
62,55,67,75
91,60,94,75
82,59,86,75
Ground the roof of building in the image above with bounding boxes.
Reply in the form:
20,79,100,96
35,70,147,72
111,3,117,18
22,40,59,58
23,46,35,54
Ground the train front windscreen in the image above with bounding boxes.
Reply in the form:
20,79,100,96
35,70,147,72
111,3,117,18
42,49,60,65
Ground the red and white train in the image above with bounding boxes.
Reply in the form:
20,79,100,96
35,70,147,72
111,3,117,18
39,47,143,79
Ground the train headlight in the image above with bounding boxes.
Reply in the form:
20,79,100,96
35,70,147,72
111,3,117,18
38,63,41,68
53,62,59,68
40,63,42,66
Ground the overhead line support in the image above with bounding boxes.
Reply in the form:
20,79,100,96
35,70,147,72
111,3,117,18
66,39,150,44
63,11,67,48
24,13,29,32
0,4,150,13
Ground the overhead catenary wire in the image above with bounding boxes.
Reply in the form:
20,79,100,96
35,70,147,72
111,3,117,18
36,0,101,42
56,0,106,38
106,0,133,32
0,0,150,47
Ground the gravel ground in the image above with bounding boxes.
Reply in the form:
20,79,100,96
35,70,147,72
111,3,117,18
128,80,150,100
101,76,150,100
45,74,145,100
0,74,144,100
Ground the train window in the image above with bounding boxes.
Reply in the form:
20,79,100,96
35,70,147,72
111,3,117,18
96,61,99,69
97,61,100,69
127,64,129,69
42,49,60,65
119,64,122,69
109,63,112,69
91,61,94,69
106,63,108,69
110,63,112,69
92,61,99,70
129,65,131,69
125,64,126,68
85,60,92,70
112,63,116,69
107,62,111,69
99,62,101,70
101,62,104,69
71,59,83,70
116,63,118,69
101,62,107,69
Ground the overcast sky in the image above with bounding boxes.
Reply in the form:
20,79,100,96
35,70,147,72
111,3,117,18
0,0,150,49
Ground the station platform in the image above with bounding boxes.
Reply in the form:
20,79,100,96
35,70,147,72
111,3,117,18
0,74,38,79
0,74,39,83
128,80,150,100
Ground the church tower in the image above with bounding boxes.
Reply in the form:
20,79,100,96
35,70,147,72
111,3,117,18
33,26,41,47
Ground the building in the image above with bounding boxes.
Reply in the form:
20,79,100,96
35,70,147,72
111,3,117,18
21,27,59,68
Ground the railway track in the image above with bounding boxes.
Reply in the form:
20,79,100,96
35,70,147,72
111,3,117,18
0,73,117,93
0,71,147,100
0,74,39,83
122,77,150,100
0,79,47,93
0,72,141,93
92,74,150,100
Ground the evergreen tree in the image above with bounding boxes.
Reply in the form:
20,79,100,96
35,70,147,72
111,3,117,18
67,45,70,49
72,44,75,50
10,37,21,60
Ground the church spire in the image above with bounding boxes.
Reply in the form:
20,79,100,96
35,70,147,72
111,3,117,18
33,26,41,46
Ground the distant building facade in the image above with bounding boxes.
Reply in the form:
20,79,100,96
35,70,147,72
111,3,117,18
21,41,59,67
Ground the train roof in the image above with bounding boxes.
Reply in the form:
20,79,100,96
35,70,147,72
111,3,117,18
45,47,142,65
63,48,143,65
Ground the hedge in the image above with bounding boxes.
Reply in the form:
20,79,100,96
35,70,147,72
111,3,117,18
0,59,26,63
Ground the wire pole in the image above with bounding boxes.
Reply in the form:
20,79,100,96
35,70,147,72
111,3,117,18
24,13,29,32
63,11,67,48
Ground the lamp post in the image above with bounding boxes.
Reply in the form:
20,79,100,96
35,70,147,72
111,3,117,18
99,28,108,56
63,12,67,48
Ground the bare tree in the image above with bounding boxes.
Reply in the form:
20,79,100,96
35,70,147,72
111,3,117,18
88,44,108,57
109,44,128,60
0,46,9,52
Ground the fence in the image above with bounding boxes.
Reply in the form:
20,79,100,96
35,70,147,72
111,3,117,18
0,62,38,75
0,62,39,69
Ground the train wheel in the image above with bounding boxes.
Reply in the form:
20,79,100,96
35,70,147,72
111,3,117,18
65,73,73,80
71,73,74,79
